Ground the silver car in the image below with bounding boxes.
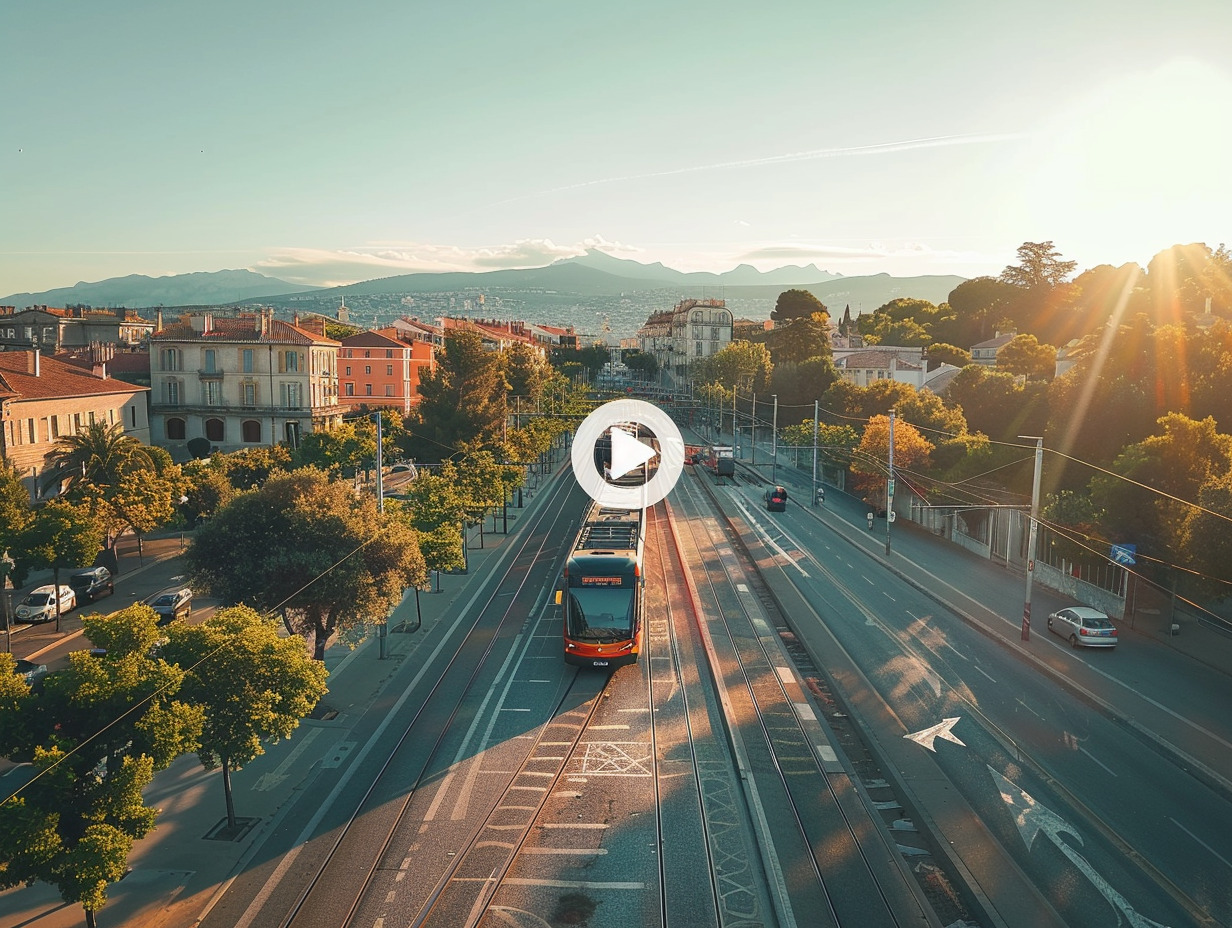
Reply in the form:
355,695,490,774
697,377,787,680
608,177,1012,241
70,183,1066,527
1047,606,1118,648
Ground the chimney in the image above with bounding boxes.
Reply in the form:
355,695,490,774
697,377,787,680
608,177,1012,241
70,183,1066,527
155,309,164,332
29,348,40,376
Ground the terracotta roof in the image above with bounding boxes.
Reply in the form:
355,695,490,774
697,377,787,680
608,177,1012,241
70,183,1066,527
340,330,406,349
0,352,147,401
835,350,923,371
152,315,339,346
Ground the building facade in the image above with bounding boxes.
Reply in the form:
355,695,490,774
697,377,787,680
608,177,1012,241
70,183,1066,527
339,329,435,415
149,310,342,456
0,350,150,498
636,298,733,387
0,305,153,352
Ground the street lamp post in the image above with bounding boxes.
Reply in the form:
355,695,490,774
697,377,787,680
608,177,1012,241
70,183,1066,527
772,394,778,484
1,550,14,655
1020,435,1044,641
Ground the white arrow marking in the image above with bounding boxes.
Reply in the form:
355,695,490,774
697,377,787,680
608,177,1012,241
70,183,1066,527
904,717,965,751
989,766,1171,928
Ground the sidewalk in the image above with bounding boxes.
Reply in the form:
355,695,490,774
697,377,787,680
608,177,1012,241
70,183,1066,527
0,489,542,928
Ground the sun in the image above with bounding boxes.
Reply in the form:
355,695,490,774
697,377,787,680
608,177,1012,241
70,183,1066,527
1022,59,1232,265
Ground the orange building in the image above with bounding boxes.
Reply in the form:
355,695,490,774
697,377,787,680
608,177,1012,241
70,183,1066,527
339,330,435,414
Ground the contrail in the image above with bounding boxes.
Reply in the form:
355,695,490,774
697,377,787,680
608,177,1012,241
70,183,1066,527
488,132,1026,207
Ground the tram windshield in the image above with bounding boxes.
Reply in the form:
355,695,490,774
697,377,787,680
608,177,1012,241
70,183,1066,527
567,582,635,642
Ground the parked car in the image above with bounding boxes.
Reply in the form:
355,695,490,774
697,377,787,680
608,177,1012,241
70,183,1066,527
764,485,788,512
69,566,114,603
1047,606,1118,648
12,659,48,683
14,585,76,623
150,588,192,624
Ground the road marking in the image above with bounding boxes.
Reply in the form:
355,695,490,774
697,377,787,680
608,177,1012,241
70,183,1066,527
1016,698,1045,720
254,728,324,790
974,665,997,683
1170,817,1232,872
904,717,965,752
882,591,895,601
1078,745,1118,777
498,879,644,889
519,847,608,855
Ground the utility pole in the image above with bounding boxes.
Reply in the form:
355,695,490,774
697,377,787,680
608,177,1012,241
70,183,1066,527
886,409,895,556
751,393,757,465
772,394,778,483
812,400,819,506
374,412,387,659
1021,435,1044,641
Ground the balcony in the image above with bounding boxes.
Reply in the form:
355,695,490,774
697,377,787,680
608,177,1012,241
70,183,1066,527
198,367,225,380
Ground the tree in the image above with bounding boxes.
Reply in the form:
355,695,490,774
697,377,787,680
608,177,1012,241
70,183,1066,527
210,445,293,490
161,606,327,829
1183,469,1232,590
771,289,827,323
691,340,772,393
621,349,659,379
850,415,934,508
386,466,466,579
767,313,830,364
186,469,426,659
924,343,971,368
290,421,376,477
19,502,105,632
411,329,508,463
180,465,236,528
503,342,554,399
45,421,156,496
0,604,202,928
996,334,1057,380
1000,241,1078,290
0,462,32,584
946,276,1018,344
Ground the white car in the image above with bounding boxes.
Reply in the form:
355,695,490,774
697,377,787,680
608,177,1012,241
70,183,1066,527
15,585,76,623
1047,606,1118,649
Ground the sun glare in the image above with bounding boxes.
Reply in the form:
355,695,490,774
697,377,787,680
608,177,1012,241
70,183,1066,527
1023,59,1232,264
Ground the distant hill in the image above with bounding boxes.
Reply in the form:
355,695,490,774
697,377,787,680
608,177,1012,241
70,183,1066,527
0,269,319,310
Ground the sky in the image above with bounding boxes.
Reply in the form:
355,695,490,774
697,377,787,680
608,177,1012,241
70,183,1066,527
3,1,1231,297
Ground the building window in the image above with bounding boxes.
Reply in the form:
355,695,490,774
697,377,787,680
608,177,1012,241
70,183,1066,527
166,418,186,440
365,384,373,396
242,348,254,373
241,382,257,406
73,413,82,432
364,350,371,358
241,420,261,443
695,341,702,356
165,378,181,405
345,383,354,396
282,351,299,372
204,348,217,372
386,364,393,375
26,419,35,443
204,380,221,405
364,365,371,375
285,421,301,448
280,382,303,408
386,349,394,358
385,385,394,396
205,418,225,442
160,348,181,371
345,366,351,376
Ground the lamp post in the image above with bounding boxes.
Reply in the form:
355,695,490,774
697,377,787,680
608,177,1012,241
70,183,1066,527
772,394,778,484
1020,435,1044,642
1,550,14,655
886,409,895,556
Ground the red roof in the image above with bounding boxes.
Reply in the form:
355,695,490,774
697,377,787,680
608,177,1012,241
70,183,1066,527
153,315,339,346
0,352,147,401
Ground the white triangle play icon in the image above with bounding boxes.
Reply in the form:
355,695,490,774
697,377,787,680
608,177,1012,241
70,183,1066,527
609,427,657,481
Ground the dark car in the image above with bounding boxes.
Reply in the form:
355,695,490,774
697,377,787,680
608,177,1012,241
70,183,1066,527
764,485,788,512
150,588,193,624
12,659,48,684
69,566,114,603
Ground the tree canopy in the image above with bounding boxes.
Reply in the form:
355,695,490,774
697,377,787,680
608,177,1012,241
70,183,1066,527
771,289,827,322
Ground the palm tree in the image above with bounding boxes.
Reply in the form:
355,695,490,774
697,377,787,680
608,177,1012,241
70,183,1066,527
47,421,156,494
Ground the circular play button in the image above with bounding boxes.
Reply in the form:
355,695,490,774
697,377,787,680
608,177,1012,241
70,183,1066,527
571,399,686,509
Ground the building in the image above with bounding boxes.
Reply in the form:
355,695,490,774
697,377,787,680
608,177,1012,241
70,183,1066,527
0,305,154,352
636,298,733,387
339,329,435,415
0,350,150,498
148,310,342,456
971,331,1018,366
832,348,959,390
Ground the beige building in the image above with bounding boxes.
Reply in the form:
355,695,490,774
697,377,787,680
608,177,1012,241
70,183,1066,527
0,305,153,352
0,350,150,498
149,310,342,456
636,298,733,387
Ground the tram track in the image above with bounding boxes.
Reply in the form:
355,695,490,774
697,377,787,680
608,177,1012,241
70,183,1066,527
271,485,585,928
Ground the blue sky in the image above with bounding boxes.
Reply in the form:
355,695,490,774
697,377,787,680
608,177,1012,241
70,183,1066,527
3,1,1230,295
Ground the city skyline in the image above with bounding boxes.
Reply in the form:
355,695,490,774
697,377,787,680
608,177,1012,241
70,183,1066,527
4,1,1230,297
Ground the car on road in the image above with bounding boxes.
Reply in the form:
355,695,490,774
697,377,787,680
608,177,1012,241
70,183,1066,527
14,585,76,623
1047,606,1118,648
150,588,193,624
12,659,48,683
764,485,788,512
69,566,114,603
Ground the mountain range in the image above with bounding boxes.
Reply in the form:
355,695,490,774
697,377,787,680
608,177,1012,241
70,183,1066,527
0,251,967,320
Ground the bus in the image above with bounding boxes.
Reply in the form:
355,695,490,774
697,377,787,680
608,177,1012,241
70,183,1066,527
560,500,645,668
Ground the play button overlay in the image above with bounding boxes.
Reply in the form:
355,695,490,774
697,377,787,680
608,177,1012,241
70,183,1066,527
571,399,685,509
609,426,657,481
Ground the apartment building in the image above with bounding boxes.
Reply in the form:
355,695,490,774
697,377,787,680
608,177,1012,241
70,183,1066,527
0,305,154,352
339,329,435,415
149,310,342,456
0,350,150,498
636,298,733,386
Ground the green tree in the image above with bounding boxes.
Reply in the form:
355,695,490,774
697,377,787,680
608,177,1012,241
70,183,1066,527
767,313,830,364
19,501,105,632
411,329,508,463
186,469,426,659
45,421,156,496
771,289,827,322
621,349,659,379
210,445,292,490
180,465,236,528
0,604,202,928
691,340,772,393
0,462,33,584
1000,240,1078,290
1183,469,1232,590
946,276,1018,344
291,421,376,477
996,334,1057,380
503,342,554,399
925,343,971,368
946,365,1049,444
161,606,327,829
387,466,466,579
